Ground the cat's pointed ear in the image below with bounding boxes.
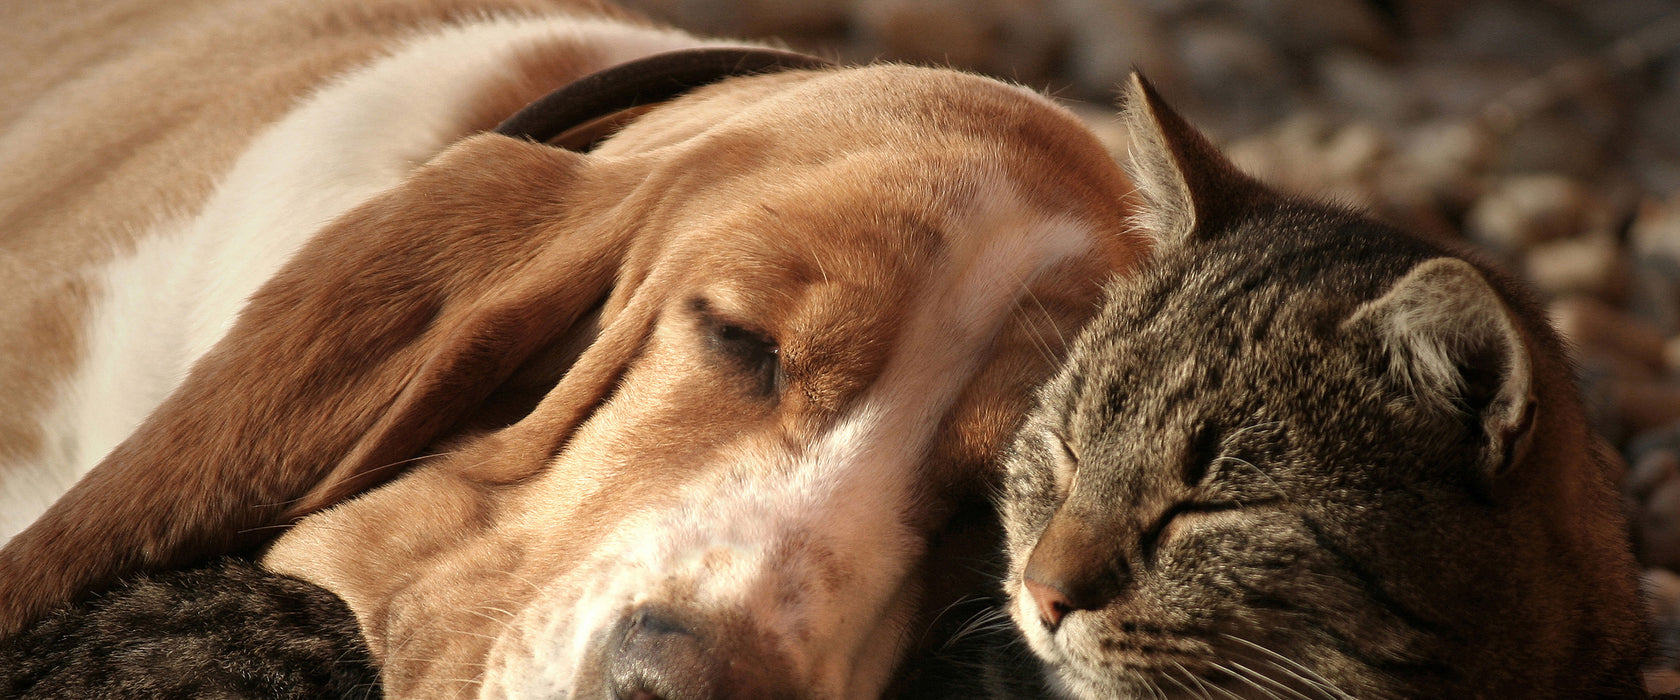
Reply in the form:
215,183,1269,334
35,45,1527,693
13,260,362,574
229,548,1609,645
1347,257,1537,481
1118,72,1260,245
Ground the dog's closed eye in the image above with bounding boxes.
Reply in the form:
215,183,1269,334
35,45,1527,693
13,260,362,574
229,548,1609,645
692,297,784,399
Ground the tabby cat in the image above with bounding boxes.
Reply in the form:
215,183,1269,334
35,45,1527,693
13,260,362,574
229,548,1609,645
996,74,1650,699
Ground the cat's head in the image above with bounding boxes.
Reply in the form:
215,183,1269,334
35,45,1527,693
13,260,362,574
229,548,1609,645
998,74,1648,699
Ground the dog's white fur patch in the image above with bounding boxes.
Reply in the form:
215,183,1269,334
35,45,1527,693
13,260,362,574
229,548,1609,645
1,14,741,540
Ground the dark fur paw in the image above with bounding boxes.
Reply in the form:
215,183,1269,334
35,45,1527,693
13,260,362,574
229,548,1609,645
0,558,381,699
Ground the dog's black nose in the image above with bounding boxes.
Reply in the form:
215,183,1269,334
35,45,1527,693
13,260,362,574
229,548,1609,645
606,605,787,700
608,606,712,700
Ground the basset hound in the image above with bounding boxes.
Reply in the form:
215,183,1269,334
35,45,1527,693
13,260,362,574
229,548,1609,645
0,0,1144,696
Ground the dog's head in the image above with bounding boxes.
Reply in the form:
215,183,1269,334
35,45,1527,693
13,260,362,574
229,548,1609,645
2,64,1141,697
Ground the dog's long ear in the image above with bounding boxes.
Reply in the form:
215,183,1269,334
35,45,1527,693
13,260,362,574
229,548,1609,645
0,134,625,636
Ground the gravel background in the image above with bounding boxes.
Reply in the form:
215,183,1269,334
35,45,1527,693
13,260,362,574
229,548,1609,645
614,0,1680,690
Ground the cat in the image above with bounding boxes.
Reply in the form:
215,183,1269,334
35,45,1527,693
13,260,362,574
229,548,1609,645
994,73,1651,699
0,558,380,699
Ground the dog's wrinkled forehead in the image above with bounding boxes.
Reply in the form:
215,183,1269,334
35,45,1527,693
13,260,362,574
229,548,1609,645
608,71,1062,297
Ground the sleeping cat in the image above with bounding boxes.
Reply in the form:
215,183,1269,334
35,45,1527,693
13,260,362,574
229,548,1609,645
996,74,1650,699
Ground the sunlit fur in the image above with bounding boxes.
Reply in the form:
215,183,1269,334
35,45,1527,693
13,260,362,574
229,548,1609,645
0,2,1148,696
3,9,731,540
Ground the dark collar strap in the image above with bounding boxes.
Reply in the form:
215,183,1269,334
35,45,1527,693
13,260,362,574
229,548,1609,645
494,46,835,148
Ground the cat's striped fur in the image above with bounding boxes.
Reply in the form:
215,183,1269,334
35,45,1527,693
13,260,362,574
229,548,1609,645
995,75,1649,699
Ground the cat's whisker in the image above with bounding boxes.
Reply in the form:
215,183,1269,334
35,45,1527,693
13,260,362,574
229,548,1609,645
1211,455,1290,502
1252,653,1349,700
922,595,993,647
1211,662,1265,699
923,594,980,629
941,605,1016,650
966,605,1015,631
1145,676,1172,700
1225,420,1283,443
1220,634,1354,700
1196,664,1249,700
1220,643,1327,697
1224,658,1310,700
1164,662,1212,700
333,646,363,667
1180,660,1230,700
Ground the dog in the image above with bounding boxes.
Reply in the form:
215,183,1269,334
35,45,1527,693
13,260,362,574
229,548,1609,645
0,0,1144,696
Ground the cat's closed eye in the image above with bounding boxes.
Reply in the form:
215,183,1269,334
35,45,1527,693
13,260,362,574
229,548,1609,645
1049,430,1079,494
1139,500,1248,562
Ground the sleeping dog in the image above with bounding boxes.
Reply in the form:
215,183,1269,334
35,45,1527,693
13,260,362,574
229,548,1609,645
0,0,1143,696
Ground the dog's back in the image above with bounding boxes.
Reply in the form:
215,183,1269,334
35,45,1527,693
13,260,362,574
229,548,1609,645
0,0,681,535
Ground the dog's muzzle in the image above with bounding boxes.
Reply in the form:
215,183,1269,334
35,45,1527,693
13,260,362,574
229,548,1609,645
592,605,797,700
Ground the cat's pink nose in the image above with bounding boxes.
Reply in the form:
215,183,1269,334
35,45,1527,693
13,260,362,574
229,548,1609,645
1024,576,1074,630
1020,514,1127,631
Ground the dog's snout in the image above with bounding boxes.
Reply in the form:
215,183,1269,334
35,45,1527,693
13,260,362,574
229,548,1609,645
605,605,791,700
610,607,709,700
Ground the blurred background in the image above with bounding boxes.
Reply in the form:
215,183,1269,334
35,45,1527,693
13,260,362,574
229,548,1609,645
618,0,1680,688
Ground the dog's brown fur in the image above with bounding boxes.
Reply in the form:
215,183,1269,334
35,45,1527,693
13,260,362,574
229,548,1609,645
0,1,1145,694
0,0,636,465
1,0,648,631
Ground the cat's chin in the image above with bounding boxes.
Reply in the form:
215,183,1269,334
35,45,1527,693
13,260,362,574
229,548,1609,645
1006,591,1188,700
1005,587,1102,698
